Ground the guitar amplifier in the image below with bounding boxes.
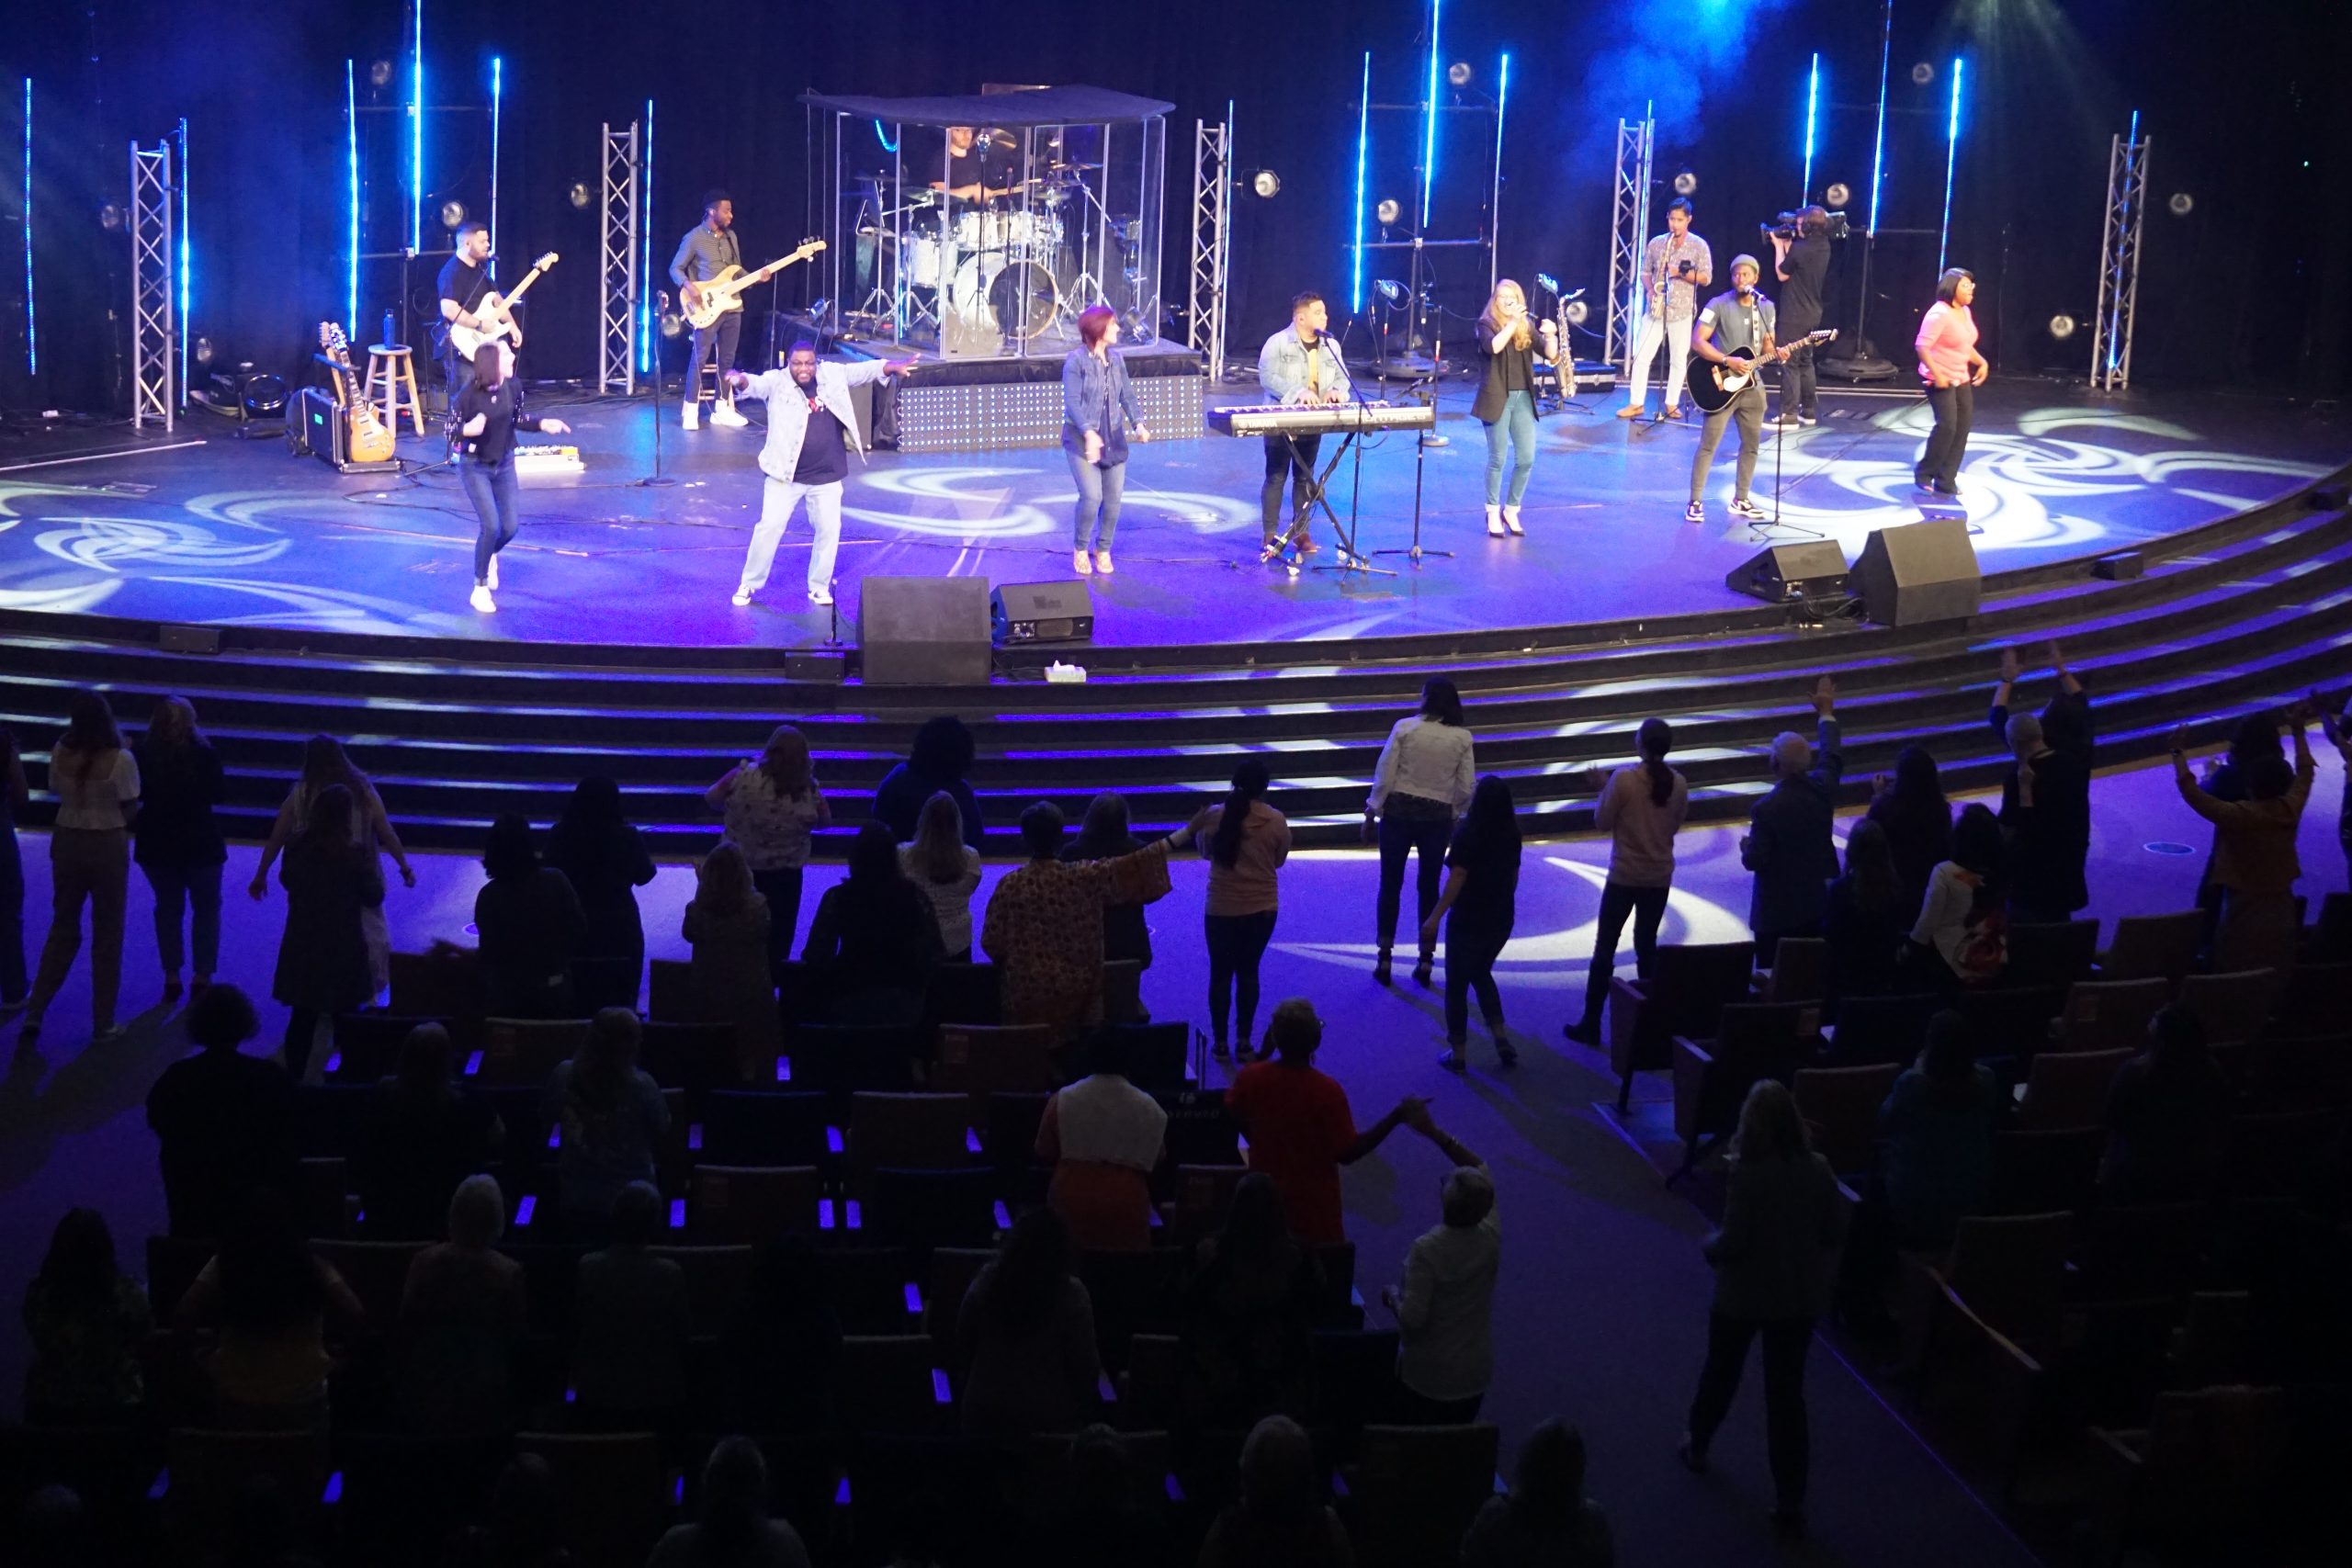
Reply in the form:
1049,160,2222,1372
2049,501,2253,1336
295,386,400,473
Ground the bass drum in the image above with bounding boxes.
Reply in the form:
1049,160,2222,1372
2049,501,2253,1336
986,261,1061,341
947,254,1007,320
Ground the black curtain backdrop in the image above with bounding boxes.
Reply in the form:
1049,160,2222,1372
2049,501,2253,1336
5,0,2346,414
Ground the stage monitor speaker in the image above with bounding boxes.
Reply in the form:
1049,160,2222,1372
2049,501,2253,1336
991,581,1095,644
1854,518,1982,626
1724,541,1851,604
858,577,993,685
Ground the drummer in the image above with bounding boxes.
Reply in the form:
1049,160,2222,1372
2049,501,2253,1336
930,127,1016,203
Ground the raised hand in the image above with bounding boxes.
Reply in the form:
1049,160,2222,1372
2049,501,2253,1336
2166,724,2188,755
1999,646,2020,683
1811,674,1837,715
2045,639,2066,674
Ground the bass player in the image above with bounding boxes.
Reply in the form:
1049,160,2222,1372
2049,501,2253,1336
672,190,745,430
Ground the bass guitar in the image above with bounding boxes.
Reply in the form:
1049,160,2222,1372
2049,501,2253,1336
680,240,827,331
317,321,397,465
1687,328,1838,414
447,251,560,360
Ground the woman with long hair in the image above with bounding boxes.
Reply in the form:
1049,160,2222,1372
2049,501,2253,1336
1907,801,2007,988
1862,743,1951,919
1062,303,1151,577
475,815,586,1020
1199,759,1292,1061
646,1435,810,1567
1678,1080,1846,1534
540,1008,668,1235
1878,1010,1999,1248
803,821,944,1025
18,691,140,1049
454,340,571,614
1064,792,1152,976
271,784,385,1080
1364,677,1476,988
956,1206,1102,1437
546,776,658,1012
131,695,225,1007
175,1189,364,1420
682,842,775,1082
1463,1418,1614,1568
1822,818,1907,1002
1566,718,1689,1045
1179,1171,1325,1431
251,734,413,998
1473,277,1558,537
1913,267,1987,497
22,1207,153,1425
900,790,984,962
1421,775,1524,1071
705,724,829,972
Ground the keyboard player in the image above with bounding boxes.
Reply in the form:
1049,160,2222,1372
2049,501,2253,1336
1257,291,1351,559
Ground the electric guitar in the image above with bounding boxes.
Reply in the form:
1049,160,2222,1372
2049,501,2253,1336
317,321,397,464
680,240,827,331
1687,328,1838,413
447,251,560,360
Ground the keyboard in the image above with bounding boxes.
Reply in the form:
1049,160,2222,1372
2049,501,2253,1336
1205,401,1437,438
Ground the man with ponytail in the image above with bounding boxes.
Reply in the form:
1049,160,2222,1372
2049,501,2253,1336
1565,719,1690,1048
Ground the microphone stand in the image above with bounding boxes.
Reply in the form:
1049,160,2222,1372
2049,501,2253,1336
637,289,677,488
1303,326,1396,579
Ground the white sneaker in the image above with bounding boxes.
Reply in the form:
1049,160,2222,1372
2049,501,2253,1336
808,586,834,607
486,555,500,591
681,404,701,431
469,584,497,614
730,589,753,607
1729,497,1770,521
708,402,748,429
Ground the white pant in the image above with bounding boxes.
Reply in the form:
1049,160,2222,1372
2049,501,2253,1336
738,477,843,597
1626,312,1695,410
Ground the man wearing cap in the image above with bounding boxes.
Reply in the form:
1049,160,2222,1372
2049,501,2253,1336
1686,254,1790,525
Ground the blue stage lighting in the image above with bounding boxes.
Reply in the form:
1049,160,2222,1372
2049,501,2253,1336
1419,0,1440,227
411,0,423,254
1801,52,1819,203
21,78,32,375
874,119,897,154
345,60,359,341
1493,52,1509,277
639,97,653,375
1867,8,1890,236
490,57,502,261
1939,57,1962,274
1351,53,1369,314
177,117,188,395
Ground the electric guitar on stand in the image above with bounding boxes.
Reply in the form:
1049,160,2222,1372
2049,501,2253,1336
316,321,397,465
1688,328,1838,414
679,240,828,331
447,251,560,360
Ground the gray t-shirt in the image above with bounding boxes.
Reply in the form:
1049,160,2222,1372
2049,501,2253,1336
1696,288,1777,358
1643,231,1713,321
671,222,742,288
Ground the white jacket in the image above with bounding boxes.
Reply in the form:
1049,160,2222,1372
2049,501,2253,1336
735,359,891,484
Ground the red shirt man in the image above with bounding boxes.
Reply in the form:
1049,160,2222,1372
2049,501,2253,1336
1227,998,1426,1246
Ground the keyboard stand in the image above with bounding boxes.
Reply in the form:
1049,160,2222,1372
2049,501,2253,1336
1271,408,1396,579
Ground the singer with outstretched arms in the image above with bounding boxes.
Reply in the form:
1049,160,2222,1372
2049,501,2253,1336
1256,291,1351,560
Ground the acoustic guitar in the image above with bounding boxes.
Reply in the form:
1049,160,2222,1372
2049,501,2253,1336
447,251,560,360
680,240,827,331
317,321,397,465
1687,328,1838,414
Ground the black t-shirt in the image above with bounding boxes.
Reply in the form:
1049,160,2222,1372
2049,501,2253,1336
438,254,490,319
453,378,544,465
1778,235,1832,333
1445,822,1522,929
794,394,850,485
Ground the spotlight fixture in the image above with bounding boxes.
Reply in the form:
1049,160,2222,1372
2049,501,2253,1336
1564,299,1590,326
98,201,123,231
659,309,685,340
2048,314,2078,341
1671,169,1698,196
2167,192,2195,216
1375,197,1401,226
567,181,593,210
193,336,216,367
1911,62,1936,85
1250,169,1282,199
368,59,394,89
1824,182,1851,209
1447,62,1474,88
440,200,468,231
1374,278,1408,305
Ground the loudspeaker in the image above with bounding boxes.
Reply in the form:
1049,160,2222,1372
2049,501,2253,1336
2092,551,2144,581
158,626,221,655
1724,541,1851,604
990,580,1095,644
784,650,846,682
857,577,993,685
1854,518,1982,626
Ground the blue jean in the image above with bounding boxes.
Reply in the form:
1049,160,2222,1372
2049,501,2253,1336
1067,451,1127,549
1375,799,1453,956
458,454,520,583
1483,390,1538,506
142,859,223,978
1444,916,1511,1044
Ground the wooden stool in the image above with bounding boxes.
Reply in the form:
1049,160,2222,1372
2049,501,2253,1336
696,356,721,407
363,344,426,437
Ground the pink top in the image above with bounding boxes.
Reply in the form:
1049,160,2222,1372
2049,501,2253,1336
1916,301,1977,386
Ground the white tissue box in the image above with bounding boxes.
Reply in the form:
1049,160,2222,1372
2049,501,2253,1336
1045,661,1088,683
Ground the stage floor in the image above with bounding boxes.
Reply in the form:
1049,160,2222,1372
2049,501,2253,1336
0,378,2342,652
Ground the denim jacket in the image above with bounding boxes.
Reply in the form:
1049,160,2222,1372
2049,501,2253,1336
1258,326,1351,406
1061,349,1143,461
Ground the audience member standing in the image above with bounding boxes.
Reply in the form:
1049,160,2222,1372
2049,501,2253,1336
1382,1120,1498,1423
1036,1029,1169,1249
1566,719,1689,1046
956,1208,1103,1438
707,725,830,971
1678,1081,1847,1536
1462,1419,1616,1568
570,1181,689,1425
17,691,139,1050
146,985,297,1237
540,1010,669,1236
2171,707,2316,972
1862,744,1952,920
1877,1012,2000,1248
397,1174,527,1434
647,1436,812,1568
1906,803,2007,989
2324,694,2352,889
0,727,26,1014
1363,678,1476,988
358,1022,502,1240
474,815,586,1020
1822,819,1907,1002
874,715,985,848
1195,1415,1354,1568
1198,760,1292,1062
130,696,225,1007
251,735,414,999
1227,998,1424,1247
2103,1006,2232,1201
441,1452,573,1568
983,802,1187,1040
1740,678,1842,964
1990,643,2094,923
1421,775,1523,1071
21,1208,153,1425
270,785,385,1081
722,1235,842,1435
545,777,657,1012
174,1190,365,1422
901,791,985,961
682,843,775,1082
1064,792,1153,982
802,822,944,1025
1179,1174,1327,1432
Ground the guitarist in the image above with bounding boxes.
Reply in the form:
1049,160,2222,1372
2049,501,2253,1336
671,190,745,431
1685,254,1787,525
437,221,514,412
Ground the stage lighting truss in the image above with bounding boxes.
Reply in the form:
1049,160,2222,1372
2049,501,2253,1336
1187,117,1232,376
1603,115,1656,371
599,119,640,397
2091,122,2150,393
130,139,175,432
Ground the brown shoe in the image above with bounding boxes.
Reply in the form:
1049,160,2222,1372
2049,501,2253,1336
1296,536,1321,557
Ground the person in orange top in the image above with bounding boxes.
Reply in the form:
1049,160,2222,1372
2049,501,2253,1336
2169,705,2317,973
1193,759,1294,1062
1913,267,1988,497
1227,998,1430,1247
